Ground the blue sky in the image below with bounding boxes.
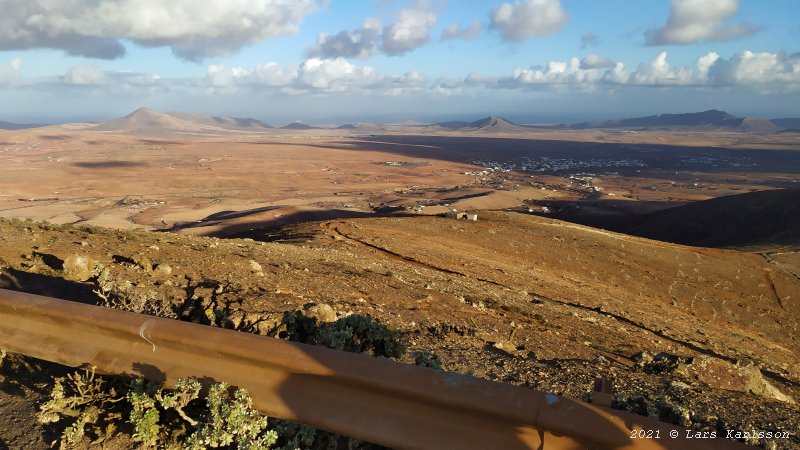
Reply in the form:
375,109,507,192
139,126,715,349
0,0,798,124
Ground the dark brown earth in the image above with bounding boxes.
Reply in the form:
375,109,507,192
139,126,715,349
621,188,800,249
1,211,798,449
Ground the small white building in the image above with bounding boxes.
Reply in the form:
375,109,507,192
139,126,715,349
465,213,478,221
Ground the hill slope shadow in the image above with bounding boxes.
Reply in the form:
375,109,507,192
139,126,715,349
620,188,800,248
267,134,800,175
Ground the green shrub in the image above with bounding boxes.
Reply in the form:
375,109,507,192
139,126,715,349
92,262,176,318
280,312,406,359
184,383,277,450
127,379,161,448
40,371,279,450
412,350,442,370
37,367,124,448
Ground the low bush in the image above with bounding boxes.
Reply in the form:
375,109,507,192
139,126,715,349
279,311,406,358
39,371,280,450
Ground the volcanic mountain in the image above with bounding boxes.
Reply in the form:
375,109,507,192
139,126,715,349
281,122,315,130
0,120,42,130
431,116,529,133
572,109,781,132
336,123,386,132
771,117,800,131
166,112,272,131
432,120,470,129
468,116,532,132
89,108,272,135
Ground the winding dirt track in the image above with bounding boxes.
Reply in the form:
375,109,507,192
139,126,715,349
320,219,799,388
315,213,800,388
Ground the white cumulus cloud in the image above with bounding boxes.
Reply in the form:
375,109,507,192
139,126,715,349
490,0,570,41
0,0,323,61
64,65,109,86
697,51,721,76
308,3,438,59
599,52,712,86
382,4,438,55
7,49,800,99
201,50,799,95
628,51,696,85
250,63,299,87
474,51,775,91
0,58,22,85
646,0,761,45
708,50,800,92
296,58,376,91
307,19,381,59
580,54,616,69
201,58,425,95
493,57,604,90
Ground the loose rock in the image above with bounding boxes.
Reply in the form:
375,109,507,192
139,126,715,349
305,303,337,323
62,254,95,281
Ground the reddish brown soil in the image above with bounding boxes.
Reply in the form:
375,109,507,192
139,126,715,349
1,212,798,448
1,126,799,448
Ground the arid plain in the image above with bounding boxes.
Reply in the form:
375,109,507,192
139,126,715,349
2,111,799,239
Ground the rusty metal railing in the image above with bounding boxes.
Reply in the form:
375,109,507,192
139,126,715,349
0,289,747,449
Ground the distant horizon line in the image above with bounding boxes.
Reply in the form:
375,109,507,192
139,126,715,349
3,107,799,128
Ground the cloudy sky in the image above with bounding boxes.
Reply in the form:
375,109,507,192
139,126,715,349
0,0,798,124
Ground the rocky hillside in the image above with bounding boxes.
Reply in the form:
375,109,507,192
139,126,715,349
1,213,798,448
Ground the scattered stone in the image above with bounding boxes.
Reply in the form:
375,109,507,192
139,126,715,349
633,351,690,374
62,254,95,281
635,351,795,404
669,380,692,390
132,254,153,272
486,340,515,357
153,264,172,277
249,260,263,274
675,356,795,404
305,303,337,323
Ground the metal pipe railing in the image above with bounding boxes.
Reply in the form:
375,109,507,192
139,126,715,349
0,289,747,449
